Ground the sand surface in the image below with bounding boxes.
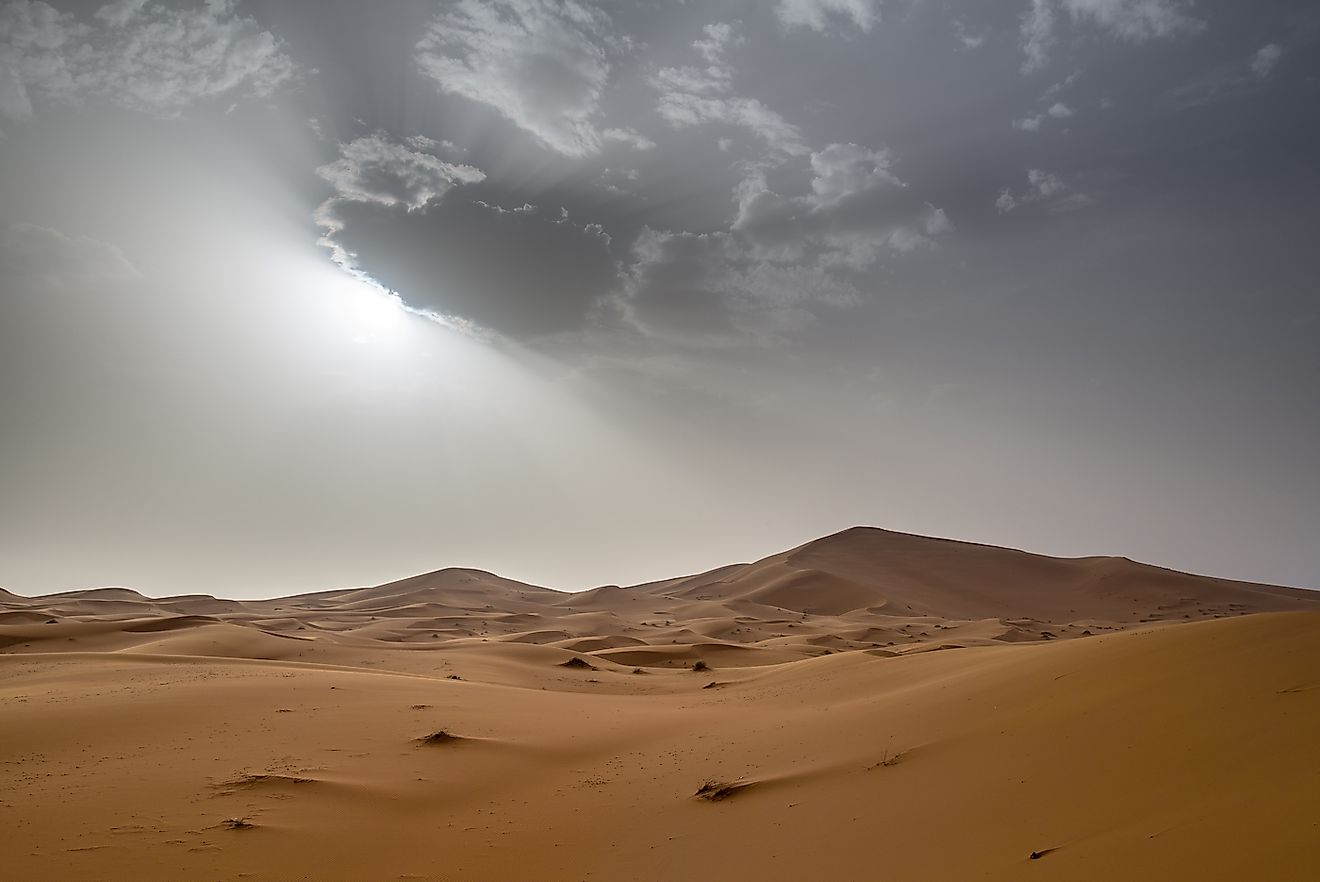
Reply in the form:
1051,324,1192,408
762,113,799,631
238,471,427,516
2,527,1317,880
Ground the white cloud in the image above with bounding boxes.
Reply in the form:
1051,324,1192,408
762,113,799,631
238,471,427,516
1061,0,1200,41
995,190,1019,214
1020,0,1056,73
404,134,439,152
693,21,742,63
315,135,486,278
0,0,296,122
996,168,1093,213
415,0,626,158
1020,0,1201,72
652,22,806,156
317,135,485,213
1027,168,1066,198
1015,100,1074,131
1251,43,1282,80
93,0,149,28
0,223,140,288
602,127,656,151
775,0,880,33
953,20,985,50
1169,42,1287,108
655,90,807,156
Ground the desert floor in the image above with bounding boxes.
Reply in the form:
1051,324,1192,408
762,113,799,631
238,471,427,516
3,528,1317,881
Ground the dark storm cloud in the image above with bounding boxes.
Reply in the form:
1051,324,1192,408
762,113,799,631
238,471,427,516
329,194,619,337
289,0,1320,346
314,132,620,336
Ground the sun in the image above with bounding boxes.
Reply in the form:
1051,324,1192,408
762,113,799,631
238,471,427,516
327,274,410,341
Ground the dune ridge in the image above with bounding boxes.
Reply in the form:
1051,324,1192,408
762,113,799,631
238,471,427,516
3,527,1313,665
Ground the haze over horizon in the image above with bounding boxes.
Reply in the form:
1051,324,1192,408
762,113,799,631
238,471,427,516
3,0,1318,599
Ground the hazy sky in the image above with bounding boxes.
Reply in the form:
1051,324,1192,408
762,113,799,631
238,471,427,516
2,0,1317,597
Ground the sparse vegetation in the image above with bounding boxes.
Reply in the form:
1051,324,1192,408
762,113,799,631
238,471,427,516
692,660,710,672
866,746,904,770
417,729,461,745
694,780,748,801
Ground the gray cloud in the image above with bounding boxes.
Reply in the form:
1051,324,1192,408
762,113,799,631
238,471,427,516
612,141,947,343
615,227,860,345
0,0,295,127
415,0,629,158
734,143,953,268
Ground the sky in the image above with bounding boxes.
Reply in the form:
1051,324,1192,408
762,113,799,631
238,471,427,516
1,0,1317,598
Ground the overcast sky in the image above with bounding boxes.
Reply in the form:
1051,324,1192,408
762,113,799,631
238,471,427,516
1,0,1317,598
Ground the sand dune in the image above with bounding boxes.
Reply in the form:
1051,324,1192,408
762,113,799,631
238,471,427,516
2,527,1317,880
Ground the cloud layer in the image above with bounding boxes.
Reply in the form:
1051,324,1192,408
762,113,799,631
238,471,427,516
775,0,880,33
1020,0,1201,71
651,21,806,156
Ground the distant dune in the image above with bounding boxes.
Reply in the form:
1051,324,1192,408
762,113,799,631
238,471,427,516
2,527,1317,880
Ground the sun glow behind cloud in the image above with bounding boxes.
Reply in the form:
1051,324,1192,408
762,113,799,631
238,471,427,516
323,272,411,343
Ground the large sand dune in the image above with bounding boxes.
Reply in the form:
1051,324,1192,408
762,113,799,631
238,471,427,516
2,527,1317,880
